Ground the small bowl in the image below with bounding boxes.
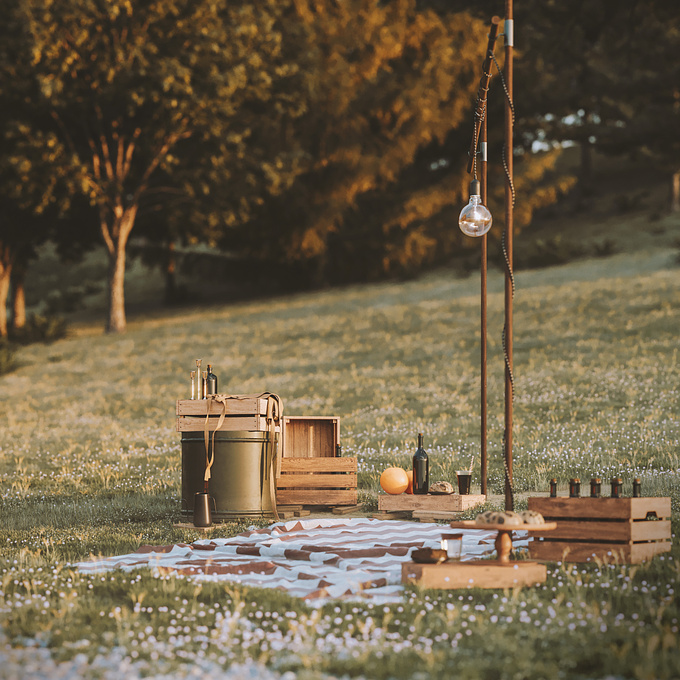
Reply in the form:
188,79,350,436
411,548,448,564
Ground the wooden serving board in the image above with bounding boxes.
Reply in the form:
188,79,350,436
378,494,486,513
449,520,558,532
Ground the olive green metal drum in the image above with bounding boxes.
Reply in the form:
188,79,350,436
181,431,275,521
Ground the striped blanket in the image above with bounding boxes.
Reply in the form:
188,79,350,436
77,518,528,604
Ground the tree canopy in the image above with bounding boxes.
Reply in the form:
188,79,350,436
1,0,677,334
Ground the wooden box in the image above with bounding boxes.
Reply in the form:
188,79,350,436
528,497,672,564
276,457,357,506
176,397,271,432
402,560,547,590
276,416,356,507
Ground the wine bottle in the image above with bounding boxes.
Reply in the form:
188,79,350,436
195,359,202,397
206,364,218,395
190,371,196,399
412,433,429,495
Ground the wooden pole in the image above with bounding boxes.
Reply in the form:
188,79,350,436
480,108,488,496
503,1,514,511
467,17,501,175
471,17,500,495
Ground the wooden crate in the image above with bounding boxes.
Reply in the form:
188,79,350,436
402,560,547,589
176,397,271,432
528,496,672,564
276,457,357,506
281,416,340,458
378,493,486,514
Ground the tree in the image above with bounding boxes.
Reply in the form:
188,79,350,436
14,0,307,332
238,0,492,285
0,0,75,337
515,0,680,207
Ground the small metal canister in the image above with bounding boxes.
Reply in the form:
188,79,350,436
610,477,623,498
549,478,557,498
632,478,642,497
569,478,581,498
590,477,601,498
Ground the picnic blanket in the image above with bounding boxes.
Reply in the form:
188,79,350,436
77,518,529,604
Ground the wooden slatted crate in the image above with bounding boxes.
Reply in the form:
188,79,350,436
176,397,270,432
528,496,672,564
275,416,356,506
276,457,357,506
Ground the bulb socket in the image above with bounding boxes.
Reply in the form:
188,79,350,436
469,178,481,196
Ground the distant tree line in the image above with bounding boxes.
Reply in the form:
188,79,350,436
0,0,678,334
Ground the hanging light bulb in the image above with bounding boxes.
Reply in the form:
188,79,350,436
458,179,492,237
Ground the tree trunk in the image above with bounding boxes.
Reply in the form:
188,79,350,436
579,138,593,190
672,171,680,213
104,208,137,334
0,244,13,338
11,261,27,331
164,241,177,304
107,240,128,334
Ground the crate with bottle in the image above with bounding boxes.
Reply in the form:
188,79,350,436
528,496,671,564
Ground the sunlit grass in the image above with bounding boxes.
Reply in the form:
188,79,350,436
0,245,679,678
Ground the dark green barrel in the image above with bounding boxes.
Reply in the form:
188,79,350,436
181,430,275,521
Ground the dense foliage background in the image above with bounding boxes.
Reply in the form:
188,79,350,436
0,0,678,334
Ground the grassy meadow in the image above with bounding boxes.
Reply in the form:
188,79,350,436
0,201,679,677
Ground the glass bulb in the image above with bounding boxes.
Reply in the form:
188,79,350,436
459,193,492,237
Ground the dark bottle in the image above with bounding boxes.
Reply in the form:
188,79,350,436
633,478,642,497
590,477,601,498
549,478,557,497
610,477,622,498
206,364,218,395
569,478,581,498
412,433,429,495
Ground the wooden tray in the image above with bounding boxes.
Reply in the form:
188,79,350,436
378,494,486,513
402,559,547,590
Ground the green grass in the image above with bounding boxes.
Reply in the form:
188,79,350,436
1,205,679,677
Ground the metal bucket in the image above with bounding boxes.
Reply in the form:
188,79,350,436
181,430,275,521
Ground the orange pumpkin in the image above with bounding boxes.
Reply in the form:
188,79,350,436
380,467,409,495
405,470,413,494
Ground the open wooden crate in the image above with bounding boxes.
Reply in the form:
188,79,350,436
528,496,672,564
276,416,357,507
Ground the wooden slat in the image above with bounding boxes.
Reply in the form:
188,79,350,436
276,473,357,489
279,457,357,473
176,415,262,432
528,497,671,520
546,519,672,542
631,519,672,542
402,560,547,589
177,398,267,416
379,494,486,513
529,540,671,564
412,511,463,521
276,489,357,506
